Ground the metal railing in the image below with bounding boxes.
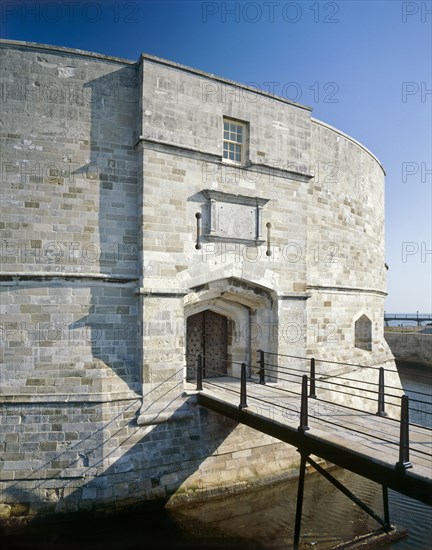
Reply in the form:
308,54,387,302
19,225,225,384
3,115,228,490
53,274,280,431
187,350,432,473
384,312,432,324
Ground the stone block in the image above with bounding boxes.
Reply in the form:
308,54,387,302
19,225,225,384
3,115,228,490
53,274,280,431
0,504,12,518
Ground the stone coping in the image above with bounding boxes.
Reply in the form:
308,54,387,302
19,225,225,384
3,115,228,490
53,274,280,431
311,117,386,175
0,39,311,111
0,392,141,404
0,38,135,65
0,273,138,284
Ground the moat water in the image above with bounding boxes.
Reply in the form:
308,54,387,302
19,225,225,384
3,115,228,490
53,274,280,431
1,363,431,549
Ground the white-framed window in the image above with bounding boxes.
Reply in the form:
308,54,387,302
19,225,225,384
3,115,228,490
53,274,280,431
223,119,246,164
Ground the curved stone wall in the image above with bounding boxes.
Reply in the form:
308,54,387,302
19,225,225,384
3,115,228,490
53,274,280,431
309,119,387,292
305,119,394,370
0,40,399,517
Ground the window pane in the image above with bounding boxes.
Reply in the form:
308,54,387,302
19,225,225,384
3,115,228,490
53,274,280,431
223,119,245,163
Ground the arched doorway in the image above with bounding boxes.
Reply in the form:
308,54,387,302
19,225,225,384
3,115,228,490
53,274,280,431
186,310,228,380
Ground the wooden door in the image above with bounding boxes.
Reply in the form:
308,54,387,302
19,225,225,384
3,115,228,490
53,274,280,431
186,311,227,380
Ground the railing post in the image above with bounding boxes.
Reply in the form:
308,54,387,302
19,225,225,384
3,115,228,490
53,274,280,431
196,354,203,391
239,362,248,410
293,451,307,550
395,395,413,472
382,486,391,530
376,367,386,416
258,349,266,385
298,375,310,433
309,358,316,399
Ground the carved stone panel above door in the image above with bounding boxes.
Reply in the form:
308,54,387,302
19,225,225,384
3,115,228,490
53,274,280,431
201,189,269,245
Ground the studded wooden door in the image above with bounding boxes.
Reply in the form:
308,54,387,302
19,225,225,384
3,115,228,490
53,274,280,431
186,311,227,380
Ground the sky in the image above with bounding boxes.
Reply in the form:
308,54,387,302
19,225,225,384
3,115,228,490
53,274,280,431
1,0,431,313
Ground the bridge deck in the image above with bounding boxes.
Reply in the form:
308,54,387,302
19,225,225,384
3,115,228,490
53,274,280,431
384,314,432,323
197,377,432,506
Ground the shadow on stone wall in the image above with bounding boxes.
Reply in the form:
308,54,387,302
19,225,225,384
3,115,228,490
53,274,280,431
1,395,238,519
76,66,140,395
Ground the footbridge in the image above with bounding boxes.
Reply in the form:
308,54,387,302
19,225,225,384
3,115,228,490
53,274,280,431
384,312,432,325
189,351,432,549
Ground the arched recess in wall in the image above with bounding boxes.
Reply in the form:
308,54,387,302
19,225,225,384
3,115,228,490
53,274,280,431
354,314,372,351
184,277,276,381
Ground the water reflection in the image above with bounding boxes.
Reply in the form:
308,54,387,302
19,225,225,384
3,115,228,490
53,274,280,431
398,362,432,428
170,468,381,548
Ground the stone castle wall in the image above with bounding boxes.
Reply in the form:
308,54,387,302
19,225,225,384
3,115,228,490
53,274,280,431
0,40,399,517
385,332,432,367
305,119,393,369
0,42,140,403
0,395,301,517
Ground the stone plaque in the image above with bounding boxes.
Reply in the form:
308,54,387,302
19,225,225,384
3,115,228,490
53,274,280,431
202,189,269,245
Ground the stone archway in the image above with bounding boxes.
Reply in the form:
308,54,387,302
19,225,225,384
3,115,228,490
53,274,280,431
186,310,228,380
184,277,277,382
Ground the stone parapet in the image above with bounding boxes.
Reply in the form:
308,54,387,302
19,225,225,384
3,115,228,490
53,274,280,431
385,332,432,367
